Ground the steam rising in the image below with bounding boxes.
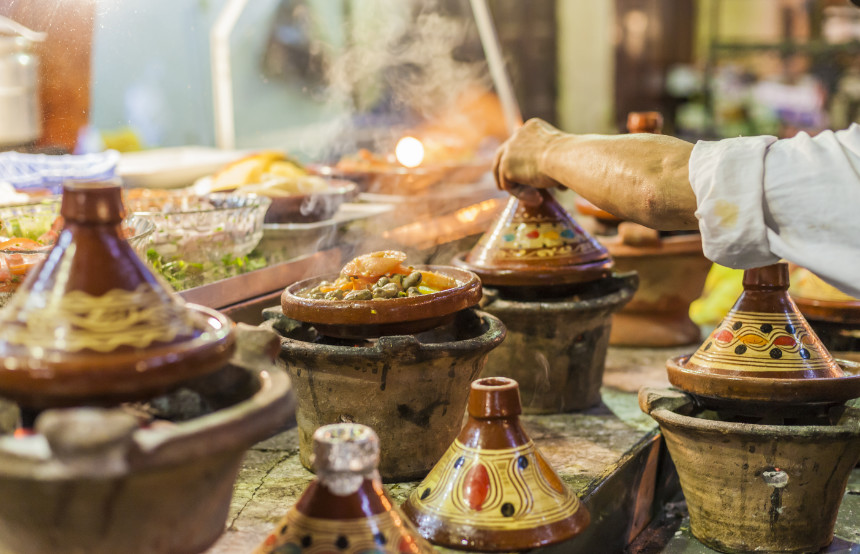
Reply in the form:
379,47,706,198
301,0,492,160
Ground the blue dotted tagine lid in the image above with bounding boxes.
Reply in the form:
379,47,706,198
666,263,860,412
454,189,613,288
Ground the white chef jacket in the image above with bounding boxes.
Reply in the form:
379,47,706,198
689,124,860,298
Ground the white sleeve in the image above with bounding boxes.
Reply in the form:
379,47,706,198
689,125,860,298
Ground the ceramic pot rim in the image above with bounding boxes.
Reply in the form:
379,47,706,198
481,272,637,312
273,308,506,360
0,304,236,400
281,265,481,329
666,354,860,408
792,294,860,324
0,326,293,479
601,232,704,258
452,251,613,287
642,387,860,438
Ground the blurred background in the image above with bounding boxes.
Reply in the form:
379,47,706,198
3,0,859,155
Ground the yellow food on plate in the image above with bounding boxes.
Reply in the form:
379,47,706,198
209,150,319,193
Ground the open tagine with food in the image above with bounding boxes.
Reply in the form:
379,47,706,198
265,249,504,481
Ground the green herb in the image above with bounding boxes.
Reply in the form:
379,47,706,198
146,248,267,291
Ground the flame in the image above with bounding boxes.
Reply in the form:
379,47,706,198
395,136,425,168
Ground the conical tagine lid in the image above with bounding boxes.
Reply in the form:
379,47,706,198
0,180,235,408
402,377,589,552
255,423,433,554
455,190,612,287
666,263,860,410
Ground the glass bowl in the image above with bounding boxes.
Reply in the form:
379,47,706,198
127,191,270,264
0,201,155,303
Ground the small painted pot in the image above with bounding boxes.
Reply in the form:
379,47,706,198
402,377,589,551
478,273,637,413
254,424,433,554
640,387,860,553
264,307,505,481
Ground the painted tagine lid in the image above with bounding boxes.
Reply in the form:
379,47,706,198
0,179,235,408
454,189,613,288
667,263,860,410
254,423,433,554
401,377,590,551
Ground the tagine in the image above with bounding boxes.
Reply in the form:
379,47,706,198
281,250,482,338
453,189,637,413
254,423,433,554
402,377,590,550
0,179,235,408
666,263,860,414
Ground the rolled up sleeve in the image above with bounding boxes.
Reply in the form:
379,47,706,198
689,135,780,268
689,126,860,298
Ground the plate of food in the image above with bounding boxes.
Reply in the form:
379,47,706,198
196,151,358,223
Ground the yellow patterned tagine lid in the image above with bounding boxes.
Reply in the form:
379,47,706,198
401,377,590,552
254,423,433,554
454,190,613,288
666,263,860,410
0,180,235,408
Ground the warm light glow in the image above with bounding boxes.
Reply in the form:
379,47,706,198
395,136,425,168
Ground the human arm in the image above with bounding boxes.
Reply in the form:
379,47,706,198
492,118,698,230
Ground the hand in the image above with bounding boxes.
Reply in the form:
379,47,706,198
493,118,564,206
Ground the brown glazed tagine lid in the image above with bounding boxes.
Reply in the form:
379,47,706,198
254,423,433,554
454,189,613,288
0,179,235,408
401,377,590,551
667,263,860,411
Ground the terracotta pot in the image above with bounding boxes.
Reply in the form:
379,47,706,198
0,179,235,408
605,229,711,347
281,265,482,339
667,263,860,415
402,377,590,551
254,424,433,554
455,189,613,288
478,273,637,413
0,324,294,554
264,307,505,481
640,387,860,553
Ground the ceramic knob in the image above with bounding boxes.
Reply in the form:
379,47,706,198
627,111,663,134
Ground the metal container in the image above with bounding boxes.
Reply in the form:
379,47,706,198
0,16,44,147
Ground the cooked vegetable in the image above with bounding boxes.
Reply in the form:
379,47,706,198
300,251,454,301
